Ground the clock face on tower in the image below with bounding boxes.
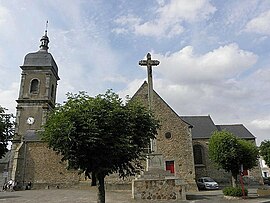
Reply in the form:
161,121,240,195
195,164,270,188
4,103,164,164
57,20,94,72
27,117,35,125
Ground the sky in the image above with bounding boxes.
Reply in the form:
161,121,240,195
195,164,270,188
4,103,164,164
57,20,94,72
0,0,269,145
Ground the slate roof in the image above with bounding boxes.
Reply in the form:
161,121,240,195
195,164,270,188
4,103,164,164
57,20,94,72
216,124,255,139
181,116,218,139
22,50,60,80
181,116,255,140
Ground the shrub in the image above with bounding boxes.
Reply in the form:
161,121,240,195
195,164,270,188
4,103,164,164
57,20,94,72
223,186,248,197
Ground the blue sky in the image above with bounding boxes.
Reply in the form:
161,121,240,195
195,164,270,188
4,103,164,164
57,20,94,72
0,0,270,144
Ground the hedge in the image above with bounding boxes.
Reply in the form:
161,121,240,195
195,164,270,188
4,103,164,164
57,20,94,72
223,186,248,197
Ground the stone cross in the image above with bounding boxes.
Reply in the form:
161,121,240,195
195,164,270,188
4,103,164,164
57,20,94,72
139,53,160,153
139,53,160,111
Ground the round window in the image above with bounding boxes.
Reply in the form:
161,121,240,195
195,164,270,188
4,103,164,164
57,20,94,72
165,132,172,139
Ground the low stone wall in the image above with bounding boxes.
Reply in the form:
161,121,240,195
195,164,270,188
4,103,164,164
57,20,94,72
257,187,270,196
132,178,186,201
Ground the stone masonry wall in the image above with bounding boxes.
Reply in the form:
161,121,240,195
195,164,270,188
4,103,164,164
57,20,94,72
132,178,186,201
18,142,80,188
193,139,263,186
192,139,229,184
133,82,197,190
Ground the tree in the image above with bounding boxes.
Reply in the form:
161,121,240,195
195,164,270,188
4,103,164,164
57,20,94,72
260,140,270,167
41,91,159,203
0,106,14,158
209,130,259,187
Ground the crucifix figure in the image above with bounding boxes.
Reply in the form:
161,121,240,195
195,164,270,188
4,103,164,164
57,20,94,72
139,53,160,111
139,53,160,153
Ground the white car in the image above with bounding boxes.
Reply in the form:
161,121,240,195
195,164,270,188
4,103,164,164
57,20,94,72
197,177,219,190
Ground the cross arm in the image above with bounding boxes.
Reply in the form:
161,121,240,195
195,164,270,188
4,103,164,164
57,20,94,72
149,60,160,66
139,60,148,66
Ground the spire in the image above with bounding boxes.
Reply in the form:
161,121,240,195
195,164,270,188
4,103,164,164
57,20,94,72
39,21,49,52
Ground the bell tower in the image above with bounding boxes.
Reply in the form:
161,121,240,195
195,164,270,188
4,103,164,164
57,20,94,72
9,29,60,184
15,29,60,140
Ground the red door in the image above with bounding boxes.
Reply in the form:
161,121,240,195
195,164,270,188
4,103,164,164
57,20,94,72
166,161,175,174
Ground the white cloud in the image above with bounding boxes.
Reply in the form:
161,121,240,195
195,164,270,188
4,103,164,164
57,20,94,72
102,74,128,83
157,0,216,22
0,82,19,114
0,5,9,26
0,5,17,43
123,43,258,118
114,0,216,38
117,78,145,100
245,10,270,35
114,14,141,26
154,43,258,84
251,119,270,130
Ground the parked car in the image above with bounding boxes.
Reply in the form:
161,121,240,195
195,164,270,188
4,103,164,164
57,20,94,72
197,177,219,190
263,177,270,185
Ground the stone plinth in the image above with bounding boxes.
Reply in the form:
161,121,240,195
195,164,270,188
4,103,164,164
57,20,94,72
132,176,187,201
257,187,270,196
146,153,164,171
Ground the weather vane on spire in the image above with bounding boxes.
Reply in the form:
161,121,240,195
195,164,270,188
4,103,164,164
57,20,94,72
45,20,48,36
39,20,50,51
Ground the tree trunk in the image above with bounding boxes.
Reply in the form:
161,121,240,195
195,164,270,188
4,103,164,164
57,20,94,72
91,172,97,186
232,172,238,187
96,173,105,203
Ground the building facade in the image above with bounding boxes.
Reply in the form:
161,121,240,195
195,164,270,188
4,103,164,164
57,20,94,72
8,32,80,188
132,82,197,190
260,158,270,178
182,116,263,185
132,83,262,188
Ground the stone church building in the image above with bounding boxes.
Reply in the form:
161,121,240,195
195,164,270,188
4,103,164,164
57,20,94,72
8,31,262,190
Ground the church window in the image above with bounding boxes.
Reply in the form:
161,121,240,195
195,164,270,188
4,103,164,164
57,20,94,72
143,141,151,154
30,79,39,94
51,84,54,98
165,161,175,174
193,145,204,165
165,132,172,139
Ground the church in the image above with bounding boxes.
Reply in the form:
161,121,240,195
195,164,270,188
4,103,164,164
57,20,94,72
8,31,262,190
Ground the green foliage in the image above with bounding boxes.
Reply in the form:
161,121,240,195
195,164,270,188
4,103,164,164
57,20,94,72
223,186,248,197
260,140,270,167
0,106,14,158
238,139,259,170
209,131,239,175
41,90,160,178
209,130,259,179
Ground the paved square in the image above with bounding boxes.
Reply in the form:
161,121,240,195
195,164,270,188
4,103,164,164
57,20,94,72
0,188,270,203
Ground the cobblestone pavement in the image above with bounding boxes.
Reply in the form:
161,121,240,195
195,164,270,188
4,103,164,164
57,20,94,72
0,188,270,203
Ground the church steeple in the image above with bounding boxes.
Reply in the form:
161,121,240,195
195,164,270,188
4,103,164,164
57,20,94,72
39,21,49,52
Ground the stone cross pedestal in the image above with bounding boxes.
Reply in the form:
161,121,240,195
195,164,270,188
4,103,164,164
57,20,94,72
133,53,187,201
146,153,164,172
132,175,187,201
139,53,160,154
138,53,165,173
